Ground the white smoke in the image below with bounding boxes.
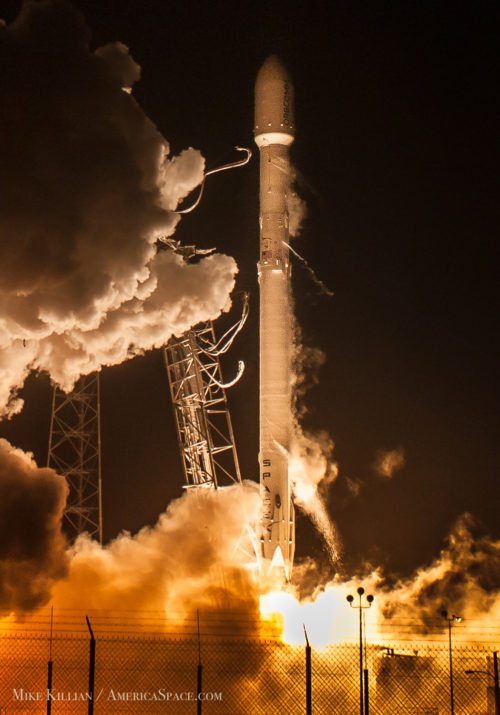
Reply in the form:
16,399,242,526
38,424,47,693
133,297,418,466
51,482,262,616
0,1,237,416
0,431,263,618
382,514,500,631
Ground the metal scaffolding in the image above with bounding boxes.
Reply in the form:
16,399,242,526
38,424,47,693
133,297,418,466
164,322,242,490
47,373,102,542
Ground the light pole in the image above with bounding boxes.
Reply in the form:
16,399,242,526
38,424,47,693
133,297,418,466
441,610,462,715
465,651,500,715
347,587,374,715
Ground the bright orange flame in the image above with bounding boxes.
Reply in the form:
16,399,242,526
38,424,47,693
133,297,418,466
260,582,380,648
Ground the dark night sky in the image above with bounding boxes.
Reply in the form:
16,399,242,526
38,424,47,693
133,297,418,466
1,0,498,580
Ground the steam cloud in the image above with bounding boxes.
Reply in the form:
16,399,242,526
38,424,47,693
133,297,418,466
51,482,262,617
0,0,237,416
382,513,500,630
0,438,68,611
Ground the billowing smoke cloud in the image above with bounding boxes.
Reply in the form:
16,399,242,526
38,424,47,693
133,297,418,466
382,513,500,630
0,442,263,618
0,438,68,610
374,446,406,479
51,482,262,617
0,0,237,416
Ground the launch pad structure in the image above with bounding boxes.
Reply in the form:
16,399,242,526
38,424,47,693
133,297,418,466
163,313,263,567
163,321,243,490
47,373,103,543
45,316,244,547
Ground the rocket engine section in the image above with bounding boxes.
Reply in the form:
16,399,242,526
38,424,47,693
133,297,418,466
255,56,296,579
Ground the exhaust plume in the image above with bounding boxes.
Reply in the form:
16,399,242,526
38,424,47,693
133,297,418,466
0,438,68,611
0,0,237,416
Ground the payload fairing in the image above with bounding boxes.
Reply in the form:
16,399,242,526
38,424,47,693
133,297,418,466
254,56,295,579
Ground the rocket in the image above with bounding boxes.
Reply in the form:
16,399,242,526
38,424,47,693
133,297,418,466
254,56,295,579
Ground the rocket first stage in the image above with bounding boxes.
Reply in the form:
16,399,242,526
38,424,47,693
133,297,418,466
254,56,295,579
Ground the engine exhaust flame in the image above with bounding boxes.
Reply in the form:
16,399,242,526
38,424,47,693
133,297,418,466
260,514,500,647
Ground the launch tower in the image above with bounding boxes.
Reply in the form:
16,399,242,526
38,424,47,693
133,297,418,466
164,319,244,490
47,373,103,542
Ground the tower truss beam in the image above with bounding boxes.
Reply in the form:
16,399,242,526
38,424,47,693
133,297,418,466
47,373,102,542
164,322,241,490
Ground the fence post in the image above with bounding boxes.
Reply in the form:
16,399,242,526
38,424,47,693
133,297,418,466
197,610,202,715
448,619,454,715
47,660,53,715
493,651,500,715
441,611,461,715
304,625,312,715
363,667,369,715
47,606,54,715
86,616,96,715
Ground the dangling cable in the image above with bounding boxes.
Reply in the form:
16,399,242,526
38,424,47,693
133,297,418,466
195,353,245,389
174,147,252,214
198,293,249,356
215,359,245,389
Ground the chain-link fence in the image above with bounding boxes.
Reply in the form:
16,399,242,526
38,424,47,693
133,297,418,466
1,628,498,714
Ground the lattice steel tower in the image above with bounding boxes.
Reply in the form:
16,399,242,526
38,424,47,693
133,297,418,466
164,314,261,567
47,373,102,542
164,321,244,490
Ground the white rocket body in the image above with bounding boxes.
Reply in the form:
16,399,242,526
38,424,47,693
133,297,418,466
254,56,295,579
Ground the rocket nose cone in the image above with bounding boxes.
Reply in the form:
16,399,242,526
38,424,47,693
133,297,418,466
254,55,295,144
255,55,292,91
